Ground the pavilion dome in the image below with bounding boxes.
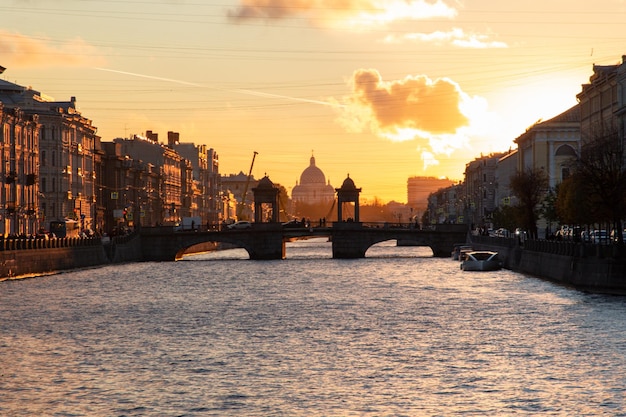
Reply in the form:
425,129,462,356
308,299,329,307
256,175,274,189
340,176,356,190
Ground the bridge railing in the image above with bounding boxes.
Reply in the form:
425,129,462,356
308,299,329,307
360,222,421,229
0,235,102,251
139,222,468,234
471,234,626,259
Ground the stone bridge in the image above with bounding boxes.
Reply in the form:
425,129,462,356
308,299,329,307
139,223,468,261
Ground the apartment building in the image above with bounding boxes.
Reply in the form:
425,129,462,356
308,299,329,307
0,102,40,236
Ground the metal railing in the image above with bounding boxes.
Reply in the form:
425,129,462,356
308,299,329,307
0,235,103,251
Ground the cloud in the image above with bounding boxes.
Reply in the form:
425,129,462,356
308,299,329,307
334,69,493,169
383,28,508,48
0,30,105,68
227,0,457,27
347,68,469,134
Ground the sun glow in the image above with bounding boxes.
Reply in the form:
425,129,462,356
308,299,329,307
343,0,457,28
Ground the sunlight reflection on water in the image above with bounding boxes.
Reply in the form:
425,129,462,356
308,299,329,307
1,239,625,416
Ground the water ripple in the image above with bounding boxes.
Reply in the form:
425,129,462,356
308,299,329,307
1,241,625,415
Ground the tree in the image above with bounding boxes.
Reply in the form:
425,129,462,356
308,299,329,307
541,186,559,235
491,205,520,232
555,173,597,227
275,184,291,222
573,123,626,242
509,168,548,239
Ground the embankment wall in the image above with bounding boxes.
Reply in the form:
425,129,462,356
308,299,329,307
0,232,217,280
0,240,109,278
0,233,142,279
471,235,626,295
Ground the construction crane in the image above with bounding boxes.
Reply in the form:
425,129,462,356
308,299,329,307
237,151,258,220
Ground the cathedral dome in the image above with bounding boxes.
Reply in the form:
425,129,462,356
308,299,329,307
292,155,335,205
300,156,326,184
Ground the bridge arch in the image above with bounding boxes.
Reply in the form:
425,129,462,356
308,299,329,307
364,238,434,257
346,234,440,258
140,227,287,261
174,236,254,260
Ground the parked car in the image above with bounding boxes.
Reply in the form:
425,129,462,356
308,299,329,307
610,228,626,242
494,228,510,238
282,219,302,228
580,230,591,243
590,229,609,244
555,225,572,240
227,221,252,230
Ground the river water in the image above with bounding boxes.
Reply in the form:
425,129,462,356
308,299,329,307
1,239,625,416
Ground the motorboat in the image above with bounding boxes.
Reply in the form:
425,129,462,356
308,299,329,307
460,251,501,271
452,243,473,261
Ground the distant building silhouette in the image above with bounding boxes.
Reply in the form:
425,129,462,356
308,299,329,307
291,155,335,206
221,171,258,221
407,176,455,212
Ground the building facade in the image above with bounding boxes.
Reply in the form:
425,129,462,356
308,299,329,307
515,105,581,189
101,142,161,233
618,57,626,143
221,172,258,221
407,176,455,214
206,148,221,227
173,132,221,227
0,77,99,234
0,104,40,236
463,153,502,229
494,149,518,209
577,57,624,141
113,134,184,225
426,183,464,224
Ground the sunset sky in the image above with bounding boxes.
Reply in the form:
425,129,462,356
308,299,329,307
2,0,626,203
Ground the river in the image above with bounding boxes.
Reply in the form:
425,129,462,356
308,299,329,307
1,239,625,416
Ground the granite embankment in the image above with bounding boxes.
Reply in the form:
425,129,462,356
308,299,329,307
0,233,138,279
470,235,626,295
0,232,217,279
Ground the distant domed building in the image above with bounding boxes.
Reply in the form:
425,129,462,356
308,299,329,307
291,155,335,206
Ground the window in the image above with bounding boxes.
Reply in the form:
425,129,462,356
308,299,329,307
561,167,570,181
555,144,577,157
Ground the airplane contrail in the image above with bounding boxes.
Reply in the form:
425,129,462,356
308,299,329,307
231,88,341,107
94,67,342,108
94,67,202,87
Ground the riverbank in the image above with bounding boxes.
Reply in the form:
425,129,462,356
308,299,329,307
5,232,626,295
469,235,626,295
0,232,218,280
0,238,109,279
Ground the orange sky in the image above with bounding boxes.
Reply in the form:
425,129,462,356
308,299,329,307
2,1,626,203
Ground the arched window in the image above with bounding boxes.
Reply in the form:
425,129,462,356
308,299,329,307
555,144,577,157
555,145,576,182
